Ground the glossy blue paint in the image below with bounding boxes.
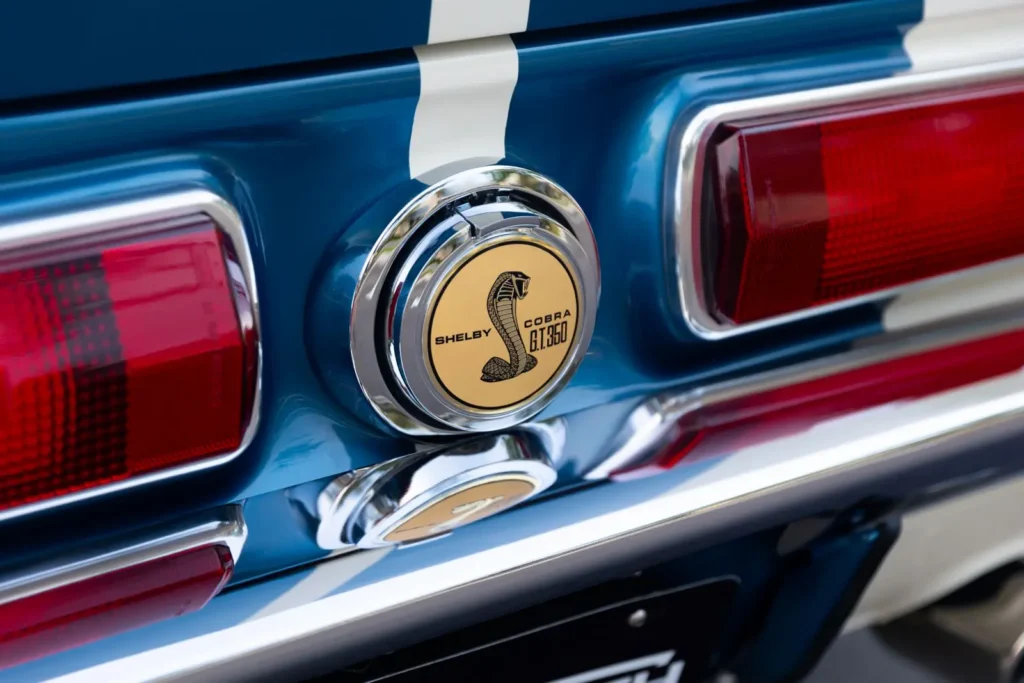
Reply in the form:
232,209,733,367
0,0,922,582
305,176,436,435
527,0,754,31
0,0,795,102
229,481,333,582
0,5,960,678
0,56,420,173
0,2,431,102
229,0,919,504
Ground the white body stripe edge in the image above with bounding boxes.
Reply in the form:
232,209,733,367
410,36,519,184
428,0,530,45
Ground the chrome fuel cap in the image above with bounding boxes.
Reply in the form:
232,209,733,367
336,166,600,436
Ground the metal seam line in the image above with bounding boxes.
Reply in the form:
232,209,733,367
410,36,519,183
427,0,530,45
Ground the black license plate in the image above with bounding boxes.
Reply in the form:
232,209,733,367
370,577,738,683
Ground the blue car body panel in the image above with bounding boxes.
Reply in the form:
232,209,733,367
4,0,1022,679
0,0,768,102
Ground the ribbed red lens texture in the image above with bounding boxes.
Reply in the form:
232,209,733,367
709,82,1024,324
615,328,1024,479
0,544,233,668
0,220,255,511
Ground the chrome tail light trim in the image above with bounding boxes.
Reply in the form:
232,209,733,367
0,188,262,522
669,57,1024,339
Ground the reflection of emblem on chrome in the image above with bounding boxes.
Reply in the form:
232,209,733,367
434,495,507,533
314,432,559,550
547,650,685,683
451,495,505,516
482,271,537,382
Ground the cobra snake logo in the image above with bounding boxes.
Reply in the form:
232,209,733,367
481,271,537,382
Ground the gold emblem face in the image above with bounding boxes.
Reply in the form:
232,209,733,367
383,477,538,543
427,241,580,411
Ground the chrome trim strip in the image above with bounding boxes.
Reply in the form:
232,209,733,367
0,189,262,522
0,506,246,606
52,323,1024,682
669,57,1024,339
586,315,1024,479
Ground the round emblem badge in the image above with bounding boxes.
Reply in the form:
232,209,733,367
331,166,600,435
427,241,580,411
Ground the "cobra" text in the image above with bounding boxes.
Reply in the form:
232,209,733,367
523,309,572,328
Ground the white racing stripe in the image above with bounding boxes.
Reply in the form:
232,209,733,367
920,0,1022,19
410,36,518,184
428,0,530,45
903,2,1024,72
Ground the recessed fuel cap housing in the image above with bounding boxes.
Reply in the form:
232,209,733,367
310,166,599,436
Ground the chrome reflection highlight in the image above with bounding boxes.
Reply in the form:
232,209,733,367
588,317,1024,480
0,506,246,606
316,431,558,549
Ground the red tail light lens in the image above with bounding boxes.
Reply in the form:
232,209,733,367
0,544,233,668
615,328,1024,479
706,81,1024,325
0,210,258,514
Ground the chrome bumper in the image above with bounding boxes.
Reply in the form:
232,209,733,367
49,329,1024,682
